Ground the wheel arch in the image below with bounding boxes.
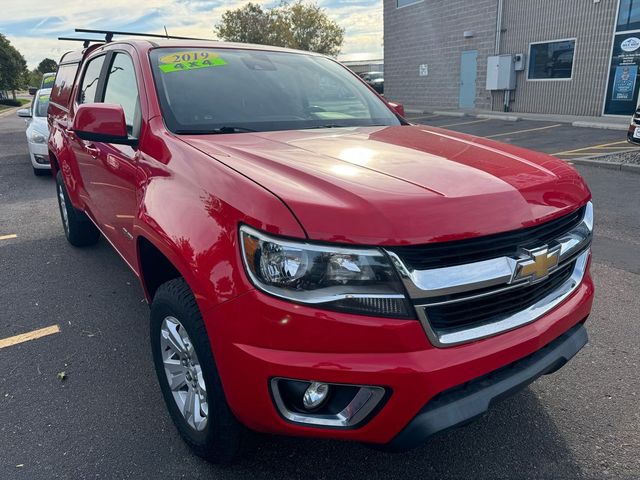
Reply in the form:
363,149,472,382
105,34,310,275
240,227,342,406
137,235,187,303
48,150,60,178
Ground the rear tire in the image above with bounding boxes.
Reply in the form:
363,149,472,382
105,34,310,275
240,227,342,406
55,171,100,247
150,278,246,464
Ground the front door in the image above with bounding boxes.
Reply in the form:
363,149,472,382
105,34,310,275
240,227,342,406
459,50,478,109
91,51,143,267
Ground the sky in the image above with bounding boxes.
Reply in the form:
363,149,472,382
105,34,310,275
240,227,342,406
0,0,383,69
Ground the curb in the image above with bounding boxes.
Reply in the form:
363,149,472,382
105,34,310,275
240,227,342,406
571,121,628,131
565,156,640,174
432,110,466,117
477,113,520,122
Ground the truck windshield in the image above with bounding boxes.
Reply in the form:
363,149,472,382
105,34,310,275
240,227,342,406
149,48,401,134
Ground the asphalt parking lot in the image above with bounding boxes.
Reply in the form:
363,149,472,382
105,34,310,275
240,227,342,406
406,113,640,159
1,112,639,480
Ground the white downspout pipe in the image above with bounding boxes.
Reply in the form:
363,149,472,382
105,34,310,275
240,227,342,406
495,0,503,55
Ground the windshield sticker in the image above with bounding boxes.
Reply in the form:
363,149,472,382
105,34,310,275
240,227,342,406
38,95,49,103
159,51,226,73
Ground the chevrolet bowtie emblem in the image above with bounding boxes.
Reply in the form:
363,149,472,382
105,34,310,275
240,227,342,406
514,245,561,283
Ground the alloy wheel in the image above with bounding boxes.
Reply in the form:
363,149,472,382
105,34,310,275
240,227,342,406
160,316,209,431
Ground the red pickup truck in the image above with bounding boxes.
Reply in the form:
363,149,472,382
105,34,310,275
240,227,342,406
48,39,594,463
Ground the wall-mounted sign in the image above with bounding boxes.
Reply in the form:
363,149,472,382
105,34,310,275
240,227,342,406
605,33,640,115
612,65,638,101
621,37,640,52
419,64,429,76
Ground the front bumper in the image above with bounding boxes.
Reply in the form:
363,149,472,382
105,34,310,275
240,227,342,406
386,322,587,451
203,267,593,446
28,141,50,169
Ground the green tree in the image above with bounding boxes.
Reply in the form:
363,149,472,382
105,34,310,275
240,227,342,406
215,1,344,57
216,3,276,45
0,34,28,100
27,68,43,89
37,58,58,74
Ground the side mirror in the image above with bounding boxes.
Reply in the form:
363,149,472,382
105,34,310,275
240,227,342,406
28,87,37,96
72,103,136,146
388,102,405,118
17,108,32,118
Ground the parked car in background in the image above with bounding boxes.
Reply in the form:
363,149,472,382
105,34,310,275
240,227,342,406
40,72,56,90
358,71,384,94
627,107,640,145
49,38,593,464
17,88,51,176
28,72,57,95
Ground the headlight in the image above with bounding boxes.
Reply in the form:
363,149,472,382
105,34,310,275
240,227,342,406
30,131,46,143
240,225,414,318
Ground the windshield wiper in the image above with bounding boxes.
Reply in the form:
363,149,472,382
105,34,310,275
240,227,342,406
174,126,257,135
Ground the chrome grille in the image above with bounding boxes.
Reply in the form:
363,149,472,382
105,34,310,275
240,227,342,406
423,260,575,333
386,202,593,347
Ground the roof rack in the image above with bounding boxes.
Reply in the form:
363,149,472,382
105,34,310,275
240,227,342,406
58,37,105,48
74,28,214,43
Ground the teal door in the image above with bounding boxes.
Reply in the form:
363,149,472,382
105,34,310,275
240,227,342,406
459,50,478,109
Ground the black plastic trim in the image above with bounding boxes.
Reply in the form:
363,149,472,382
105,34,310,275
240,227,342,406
384,322,588,452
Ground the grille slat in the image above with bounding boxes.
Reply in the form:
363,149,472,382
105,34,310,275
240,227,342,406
424,261,575,333
389,206,585,270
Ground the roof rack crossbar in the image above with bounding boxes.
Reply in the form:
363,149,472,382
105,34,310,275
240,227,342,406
74,28,213,42
58,37,105,48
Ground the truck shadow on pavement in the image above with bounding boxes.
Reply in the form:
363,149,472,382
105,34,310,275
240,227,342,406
229,389,583,479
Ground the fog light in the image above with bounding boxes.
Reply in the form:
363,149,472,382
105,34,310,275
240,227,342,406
303,382,329,410
34,154,49,165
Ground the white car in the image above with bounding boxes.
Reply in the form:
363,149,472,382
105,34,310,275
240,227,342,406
17,88,51,176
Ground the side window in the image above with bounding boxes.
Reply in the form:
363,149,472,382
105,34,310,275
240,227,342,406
50,63,79,108
103,53,140,136
78,55,106,104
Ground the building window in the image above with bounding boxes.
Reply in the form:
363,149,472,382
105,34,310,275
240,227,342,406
528,39,576,80
617,0,640,32
397,0,422,7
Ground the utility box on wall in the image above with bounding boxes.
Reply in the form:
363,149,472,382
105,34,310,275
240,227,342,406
486,55,516,90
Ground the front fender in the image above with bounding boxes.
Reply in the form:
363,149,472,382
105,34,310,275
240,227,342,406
135,145,305,314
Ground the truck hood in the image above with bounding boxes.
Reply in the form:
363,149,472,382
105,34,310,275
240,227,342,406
181,125,591,245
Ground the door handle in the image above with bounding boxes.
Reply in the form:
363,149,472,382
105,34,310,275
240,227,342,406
85,144,99,159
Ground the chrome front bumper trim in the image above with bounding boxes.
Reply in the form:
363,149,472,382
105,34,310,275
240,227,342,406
270,378,386,428
417,250,590,347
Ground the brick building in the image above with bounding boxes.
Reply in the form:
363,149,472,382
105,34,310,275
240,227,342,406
384,0,640,117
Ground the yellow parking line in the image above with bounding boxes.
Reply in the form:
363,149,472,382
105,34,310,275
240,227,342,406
553,140,628,156
486,124,562,139
593,146,638,150
0,234,17,241
440,118,492,128
556,152,600,156
0,325,60,350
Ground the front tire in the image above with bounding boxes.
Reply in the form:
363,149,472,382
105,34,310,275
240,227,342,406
150,278,245,464
33,166,50,176
55,171,100,247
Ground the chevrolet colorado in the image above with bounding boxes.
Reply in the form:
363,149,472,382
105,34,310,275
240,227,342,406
48,38,594,463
